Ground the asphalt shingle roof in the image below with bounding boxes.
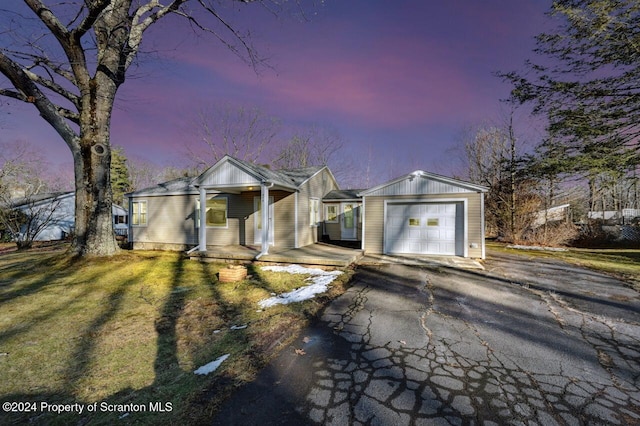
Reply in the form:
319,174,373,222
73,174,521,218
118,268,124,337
126,157,325,197
126,176,196,197
323,189,364,200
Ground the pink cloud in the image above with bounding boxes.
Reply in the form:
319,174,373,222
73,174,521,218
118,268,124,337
175,33,479,129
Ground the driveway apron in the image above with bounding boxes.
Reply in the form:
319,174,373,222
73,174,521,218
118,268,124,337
213,262,640,425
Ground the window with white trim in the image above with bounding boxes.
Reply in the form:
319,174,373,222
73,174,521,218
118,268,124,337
196,197,228,228
325,204,338,223
309,198,320,226
131,201,147,226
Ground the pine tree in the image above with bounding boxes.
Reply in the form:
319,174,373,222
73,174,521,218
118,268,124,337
110,147,131,206
502,0,640,175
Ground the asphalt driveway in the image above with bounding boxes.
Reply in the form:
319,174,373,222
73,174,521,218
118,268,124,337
213,254,640,425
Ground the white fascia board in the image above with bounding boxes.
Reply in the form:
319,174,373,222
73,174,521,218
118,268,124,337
359,171,488,196
127,190,201,197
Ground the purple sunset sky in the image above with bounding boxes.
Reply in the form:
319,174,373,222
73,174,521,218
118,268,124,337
1,0,550,186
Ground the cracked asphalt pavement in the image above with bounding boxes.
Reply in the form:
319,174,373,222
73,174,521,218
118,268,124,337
212,254,640,425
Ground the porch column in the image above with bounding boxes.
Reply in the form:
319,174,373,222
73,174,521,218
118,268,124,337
199,186,207,252
261,183,270,255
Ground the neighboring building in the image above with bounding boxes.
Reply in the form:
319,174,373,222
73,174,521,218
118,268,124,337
588,209,640,222
9,192,128,241
532,204,571,228
125,156,488,258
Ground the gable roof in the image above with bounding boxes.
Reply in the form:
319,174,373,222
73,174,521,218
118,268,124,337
7,191,74,209
195,155,327,191
125,156,334,197
358,170,488,197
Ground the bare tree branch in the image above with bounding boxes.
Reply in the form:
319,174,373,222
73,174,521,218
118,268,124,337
23,68,80,107
73,0,112,38
0,50,79,151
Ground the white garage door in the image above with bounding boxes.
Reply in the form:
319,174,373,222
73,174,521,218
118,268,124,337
385,203,458,255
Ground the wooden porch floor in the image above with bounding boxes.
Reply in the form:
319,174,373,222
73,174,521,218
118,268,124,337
190,242,363,267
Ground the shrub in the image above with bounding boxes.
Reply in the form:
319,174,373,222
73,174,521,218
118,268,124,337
520,221,579,247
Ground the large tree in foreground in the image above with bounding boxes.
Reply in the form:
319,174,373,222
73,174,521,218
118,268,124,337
502,0,640,174
0,0,265,256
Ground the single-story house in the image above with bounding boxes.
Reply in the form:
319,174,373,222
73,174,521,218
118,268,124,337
125,155,488,258
125,155,339,255
6,192,128,241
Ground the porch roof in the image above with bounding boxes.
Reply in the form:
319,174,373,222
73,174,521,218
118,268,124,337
323,189,364,201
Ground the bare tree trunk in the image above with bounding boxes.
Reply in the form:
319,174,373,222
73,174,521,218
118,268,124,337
72,136,119,256
71,71,120,256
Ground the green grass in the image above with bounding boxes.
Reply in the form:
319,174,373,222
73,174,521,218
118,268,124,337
487,241,640,291
0,244,353,425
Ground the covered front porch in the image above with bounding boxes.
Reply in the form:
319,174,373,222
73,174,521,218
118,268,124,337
190,242,363,267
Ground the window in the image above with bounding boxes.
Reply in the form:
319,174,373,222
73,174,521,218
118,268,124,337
427,218,439,226
309,198,320,226
325,204,338,223
131,201,147,226
409,218,420,226
196,197,228,228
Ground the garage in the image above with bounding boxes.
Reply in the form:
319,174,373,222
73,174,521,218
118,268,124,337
359,170,488,259
385,202,461,255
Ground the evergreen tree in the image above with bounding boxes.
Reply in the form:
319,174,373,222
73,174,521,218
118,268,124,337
502,0,640,175
110,147,131,206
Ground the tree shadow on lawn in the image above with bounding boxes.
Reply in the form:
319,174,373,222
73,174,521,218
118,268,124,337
0,254,204,425
1,254,347,425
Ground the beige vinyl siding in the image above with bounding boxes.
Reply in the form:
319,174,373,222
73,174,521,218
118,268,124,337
322,203,363,242
204,190,294,248
324,222,341,240
273,191,296,248
363,193,484,258
323,202,340,240
205,194,243,246
298,169,338,247
466,194,483,258
130,194,197,249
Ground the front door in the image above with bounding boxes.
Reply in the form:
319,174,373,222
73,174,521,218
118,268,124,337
254,196,274,245
341,203,357,240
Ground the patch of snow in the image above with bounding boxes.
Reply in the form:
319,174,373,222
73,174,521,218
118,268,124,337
262,264,342,276
258,265,343,308
507,244,569,252
194,354,230,375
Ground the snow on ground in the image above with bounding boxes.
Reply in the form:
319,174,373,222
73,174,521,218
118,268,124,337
194,354,230,375
258,265,343,308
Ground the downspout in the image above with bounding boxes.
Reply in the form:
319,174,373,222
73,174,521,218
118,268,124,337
294,191,299,248
127,196,132,248
255,181,274,259
198,186,207,252
480,192,486,260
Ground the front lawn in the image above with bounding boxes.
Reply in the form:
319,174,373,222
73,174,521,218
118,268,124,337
0,244,353,425
488,241,640,291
